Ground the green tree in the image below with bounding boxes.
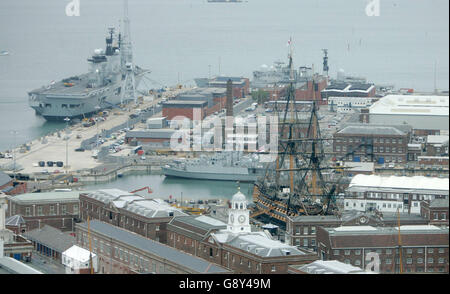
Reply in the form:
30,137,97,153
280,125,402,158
251,89,269,104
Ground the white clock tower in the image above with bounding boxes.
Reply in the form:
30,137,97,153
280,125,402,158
227,188,251,234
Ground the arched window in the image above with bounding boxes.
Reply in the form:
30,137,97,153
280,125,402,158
240,203,243,209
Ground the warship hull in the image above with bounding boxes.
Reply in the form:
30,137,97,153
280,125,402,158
162,166,264,182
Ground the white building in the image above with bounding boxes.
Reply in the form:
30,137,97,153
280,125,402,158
211,189,306,259
327,97,375,113
62,245,98,274
368,95,449,132
345,174,449,214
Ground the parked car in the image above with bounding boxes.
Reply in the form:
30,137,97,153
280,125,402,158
75,147,85,152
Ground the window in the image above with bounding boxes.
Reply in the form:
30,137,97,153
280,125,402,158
303,227,308,235
434,213,439,220
311,239,316,247
295,227,300,235
406,258,412,264
114,247,118,258
37,206,43,216
385,258,392,265
417,248,423,254
438,258,444,264
248,261,251,268
271,266,276,272
355,250,361,256
428,258,433,264
73,205,79,215
61,205,67,215
311,226,316,234
49,205,55,215
441,213,447,220
428,248,434,254
303,239,308,247
354,260,361,266
156,225,160,231
386,249,392,255
406,249,413,254
417,258,423,264
344,250,350,255
439,248,445,254
344,259,350,264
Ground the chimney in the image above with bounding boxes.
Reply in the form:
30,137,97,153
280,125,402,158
226,79,233,118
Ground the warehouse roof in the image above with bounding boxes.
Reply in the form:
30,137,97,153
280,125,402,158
429,198,449,208
348,174,449,193
7,191,81,204
24,225,76,253
77,220,230,274
427,135,449,145
369,95,449,116
337,125,405,136
162,100,207,107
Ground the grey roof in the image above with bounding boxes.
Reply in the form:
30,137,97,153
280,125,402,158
162,100,207,107
5,215,26,227
0,171,12,186
23,225,76,253
77,220,230,274
7,191,80,204
168,216,226,241
294,260,370,274
213,231,306,257
430,198,449,208
125,129,175,139
0,257,43,274
337,125,405,136
291,215,341,223
326,225,449,236
85,189,187,219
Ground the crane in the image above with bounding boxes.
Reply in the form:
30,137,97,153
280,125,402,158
130,186,153,194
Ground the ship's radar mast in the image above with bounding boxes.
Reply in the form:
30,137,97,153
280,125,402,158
322,49,329,77
120,0,137,104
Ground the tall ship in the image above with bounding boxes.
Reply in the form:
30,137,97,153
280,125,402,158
163,152,267,182
251,42,342,228
28,1,148,121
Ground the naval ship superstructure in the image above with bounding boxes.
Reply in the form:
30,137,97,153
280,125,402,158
163,152,267,182
28,3,147,121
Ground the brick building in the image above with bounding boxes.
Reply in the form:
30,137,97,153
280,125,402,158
295,77,328,104
0,171,27,196
420,199,449,226
75,220,231,274
176,87,227,116
6,191,80,232
316,225,449,274
285,210,429,252
167,189,317,274
425,135,449,156
1,192,33,262
162,100,207,121
345,174,448,215
79,189,187,244
333,124,411,163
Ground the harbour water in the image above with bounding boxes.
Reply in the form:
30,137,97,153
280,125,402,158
81,171,254,202
0,0,448,151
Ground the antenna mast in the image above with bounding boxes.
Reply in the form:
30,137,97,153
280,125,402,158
120,0,137,104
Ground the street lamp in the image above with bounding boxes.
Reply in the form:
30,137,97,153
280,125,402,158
64,117,70,172
95,105,101,150
11,130,18,180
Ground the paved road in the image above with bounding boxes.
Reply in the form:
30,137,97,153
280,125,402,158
27,252,66,274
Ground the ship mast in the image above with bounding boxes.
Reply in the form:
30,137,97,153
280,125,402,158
120,0,137,104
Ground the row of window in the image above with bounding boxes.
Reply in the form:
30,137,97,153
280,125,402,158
295,238,316,248
335,248,446,256
294,226,317,235
335,137,403,144
24,204,76,216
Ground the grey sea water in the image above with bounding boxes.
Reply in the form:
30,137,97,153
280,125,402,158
0,0,448,151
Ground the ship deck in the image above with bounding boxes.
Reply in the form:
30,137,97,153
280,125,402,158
29,73,103,97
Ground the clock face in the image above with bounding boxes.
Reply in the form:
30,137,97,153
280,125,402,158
238,215,246,224
230,214,234,223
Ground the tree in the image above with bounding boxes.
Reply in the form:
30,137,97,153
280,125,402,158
251,89,269,104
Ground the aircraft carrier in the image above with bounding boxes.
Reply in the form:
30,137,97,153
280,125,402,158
28,6,147,121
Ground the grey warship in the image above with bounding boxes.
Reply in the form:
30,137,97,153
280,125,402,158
28,3,147,121
163,152,267,182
